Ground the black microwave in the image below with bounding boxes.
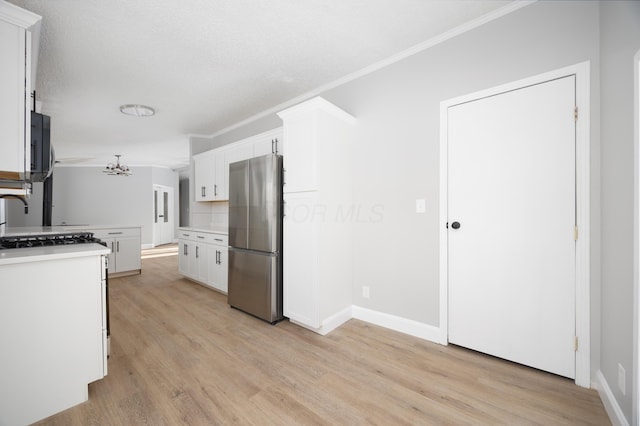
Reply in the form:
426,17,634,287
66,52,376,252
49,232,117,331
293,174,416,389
29,111,53,182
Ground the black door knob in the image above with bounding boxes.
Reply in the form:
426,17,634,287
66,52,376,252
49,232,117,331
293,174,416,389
451,221,461,229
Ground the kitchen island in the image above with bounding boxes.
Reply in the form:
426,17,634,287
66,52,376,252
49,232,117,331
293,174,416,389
0,239,110,426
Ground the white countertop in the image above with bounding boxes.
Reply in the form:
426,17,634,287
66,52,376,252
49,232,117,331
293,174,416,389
0,225,141,238
178,226,228,235
0,243,110,266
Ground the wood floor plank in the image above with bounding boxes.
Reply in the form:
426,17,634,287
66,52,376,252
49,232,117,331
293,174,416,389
32,245,610,425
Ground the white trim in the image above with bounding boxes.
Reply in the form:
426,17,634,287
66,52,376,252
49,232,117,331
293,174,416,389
352,306,444,344
439,61,591,387
290,306,352,336
188,1,537,141
277,97,356,125
0,2,41,29
632,48,640,426
596,370,630,426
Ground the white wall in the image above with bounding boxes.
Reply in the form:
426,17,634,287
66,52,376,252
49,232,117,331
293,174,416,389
51,166,179,246
202,1,600,323
600,1,640,422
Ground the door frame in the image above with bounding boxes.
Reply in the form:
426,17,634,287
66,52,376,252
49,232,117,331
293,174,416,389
439,61,591,387
152,184,174,247
633,48,640,425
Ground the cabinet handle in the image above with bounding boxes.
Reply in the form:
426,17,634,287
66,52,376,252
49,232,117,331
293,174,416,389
216,250,221,265
108,232,123,235
214,184,218,196
197,235,205,239
202,186,206,197
116,241,120,252
184,244,188,256
214,238,223,242
182,233,190,237
196,246,199,259
111,241,115,254
271,139,275,153
274,138,279,154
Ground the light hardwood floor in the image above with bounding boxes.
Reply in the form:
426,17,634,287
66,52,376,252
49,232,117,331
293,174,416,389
35,246,610,425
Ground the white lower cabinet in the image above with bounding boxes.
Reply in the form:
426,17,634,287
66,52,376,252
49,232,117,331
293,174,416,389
0,250,108,426
283,191,353,334
283,192,320,328
208,242,228,293
178,229,228,293
92,227,141,276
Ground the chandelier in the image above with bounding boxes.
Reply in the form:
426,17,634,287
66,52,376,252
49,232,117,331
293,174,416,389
103,155,132,176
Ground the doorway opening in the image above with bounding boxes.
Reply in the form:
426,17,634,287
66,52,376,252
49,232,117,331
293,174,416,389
153,184,174,247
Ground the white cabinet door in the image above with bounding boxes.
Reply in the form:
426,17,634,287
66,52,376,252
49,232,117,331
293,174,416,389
283,192,319,327
196,243,212,284
194,150,227,201
212,151,226,201
178,240,190,277
114,236,141,273
93,228,141,274
0,19,27,177
280,113,316,193
253,134,284,157
209,245,228,293
194,152,214,201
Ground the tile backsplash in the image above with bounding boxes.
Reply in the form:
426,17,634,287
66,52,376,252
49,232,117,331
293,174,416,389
191,201,229,229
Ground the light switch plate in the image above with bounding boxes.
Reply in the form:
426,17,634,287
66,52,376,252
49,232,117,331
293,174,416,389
416,199,426,213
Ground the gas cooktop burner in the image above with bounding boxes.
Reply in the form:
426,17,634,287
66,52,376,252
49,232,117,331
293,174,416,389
0,232,107,250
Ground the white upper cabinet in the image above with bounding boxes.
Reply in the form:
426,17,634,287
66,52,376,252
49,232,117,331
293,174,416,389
0,3,41,184
193,128,283,202
193,150,226,201
277,97,355,194
253,132,284,157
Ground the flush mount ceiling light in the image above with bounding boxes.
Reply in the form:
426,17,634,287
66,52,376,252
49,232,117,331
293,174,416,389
103,154,132,176
119,104,155,117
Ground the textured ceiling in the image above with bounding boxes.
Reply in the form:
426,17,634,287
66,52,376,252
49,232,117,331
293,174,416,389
7,0,514,170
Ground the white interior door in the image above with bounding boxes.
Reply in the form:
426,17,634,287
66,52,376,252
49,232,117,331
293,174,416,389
447,76,576,378
153,185,174,246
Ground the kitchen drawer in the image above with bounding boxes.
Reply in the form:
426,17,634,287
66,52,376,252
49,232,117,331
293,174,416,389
179,231,228,246
209,234,228,246
92,228,140,239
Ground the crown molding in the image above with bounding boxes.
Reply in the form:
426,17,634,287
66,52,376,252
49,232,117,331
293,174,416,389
205,0,537,140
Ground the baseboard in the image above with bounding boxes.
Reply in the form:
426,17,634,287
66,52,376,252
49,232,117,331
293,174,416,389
352,305,445,344
141,243,154,249
290,306,352,335
595,370,629,426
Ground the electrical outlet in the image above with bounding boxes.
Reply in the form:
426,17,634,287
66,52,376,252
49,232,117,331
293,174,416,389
362,286,370,299
416,199,426,213
618,363,626,395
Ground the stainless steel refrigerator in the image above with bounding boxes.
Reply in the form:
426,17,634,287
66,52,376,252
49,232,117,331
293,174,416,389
228,154,284,323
